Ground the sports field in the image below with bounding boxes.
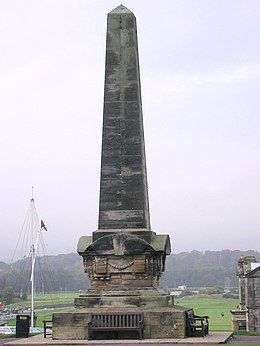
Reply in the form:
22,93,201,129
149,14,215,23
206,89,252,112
178,295,238,331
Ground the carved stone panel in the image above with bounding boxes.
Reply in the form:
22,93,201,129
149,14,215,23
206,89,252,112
95,256,107,274
134,255,145,273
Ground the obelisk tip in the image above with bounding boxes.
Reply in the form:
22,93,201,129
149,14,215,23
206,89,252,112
109,4,133,15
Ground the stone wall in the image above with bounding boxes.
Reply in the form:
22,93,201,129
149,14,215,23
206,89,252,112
246,276,260,331
236,256,260,332
52,308,187,340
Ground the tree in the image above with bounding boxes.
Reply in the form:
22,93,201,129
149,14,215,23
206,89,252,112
0,287,14,304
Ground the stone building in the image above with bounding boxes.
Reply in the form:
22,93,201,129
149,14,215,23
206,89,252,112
231,256,260,331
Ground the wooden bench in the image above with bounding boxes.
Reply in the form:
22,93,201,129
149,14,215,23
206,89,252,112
88,312,144,340
43,320,53,338
186,309,209,337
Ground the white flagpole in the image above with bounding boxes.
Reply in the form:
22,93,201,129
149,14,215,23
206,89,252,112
30,220,41,328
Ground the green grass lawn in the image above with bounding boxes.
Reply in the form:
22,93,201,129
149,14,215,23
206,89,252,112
8,292,77,312
6,292,78,327
6,307,76,327
21,292,77,307
4,293,241,332
178,295,238,331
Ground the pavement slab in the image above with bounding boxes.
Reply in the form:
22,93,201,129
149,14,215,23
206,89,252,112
2,332,232,346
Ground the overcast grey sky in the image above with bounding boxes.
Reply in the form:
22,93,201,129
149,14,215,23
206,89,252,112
0,1,259,262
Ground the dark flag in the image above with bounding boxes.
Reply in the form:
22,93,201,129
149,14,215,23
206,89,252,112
41,219,48,231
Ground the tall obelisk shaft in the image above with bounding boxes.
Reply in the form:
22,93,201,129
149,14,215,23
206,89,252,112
98,5,150,230
77,4,170,291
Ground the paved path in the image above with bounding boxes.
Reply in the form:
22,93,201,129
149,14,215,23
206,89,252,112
0,339,13,346
2,333,232,345
1,333,260,345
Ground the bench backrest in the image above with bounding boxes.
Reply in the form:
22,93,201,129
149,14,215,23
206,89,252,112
186,309,195,322
90,313,143,328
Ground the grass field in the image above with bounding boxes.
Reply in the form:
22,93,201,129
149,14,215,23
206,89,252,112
9,292,77,309
6,292,78,326
6,293,239,331
178,295,239,331
25,292,77,307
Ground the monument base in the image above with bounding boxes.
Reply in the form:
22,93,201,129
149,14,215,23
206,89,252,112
52,306,189,340
52,288,190,340
74,287,173,308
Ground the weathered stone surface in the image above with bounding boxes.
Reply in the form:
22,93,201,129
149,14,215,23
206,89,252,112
52,307,187,340
78,233,170,290
98,5,150,230
232,256,260,332
52,5,186,340
76,4,171,291
74,288,173,309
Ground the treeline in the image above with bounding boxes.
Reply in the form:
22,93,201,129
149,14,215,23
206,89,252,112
160,249,260,288
0,249,259,295
0,253,90,296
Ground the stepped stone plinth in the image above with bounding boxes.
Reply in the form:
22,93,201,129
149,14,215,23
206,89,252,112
52,5,189,340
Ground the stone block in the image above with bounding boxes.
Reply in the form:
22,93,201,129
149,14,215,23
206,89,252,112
52,307,187,340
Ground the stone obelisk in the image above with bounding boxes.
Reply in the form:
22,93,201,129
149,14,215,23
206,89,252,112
98,4,150,231
77,4,170,292
53,6,188,340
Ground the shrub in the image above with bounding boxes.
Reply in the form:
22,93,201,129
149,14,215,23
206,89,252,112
179,289,194,298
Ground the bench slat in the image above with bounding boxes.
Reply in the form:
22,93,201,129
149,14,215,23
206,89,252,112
88,312,143,340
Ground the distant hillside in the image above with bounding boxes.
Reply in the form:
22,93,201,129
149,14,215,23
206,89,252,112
0,261,9,272
0,250,259,293
0,253,89,293
161,249,260,288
